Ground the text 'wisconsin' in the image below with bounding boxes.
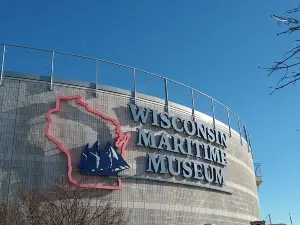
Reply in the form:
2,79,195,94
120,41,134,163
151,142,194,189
129,104,228,186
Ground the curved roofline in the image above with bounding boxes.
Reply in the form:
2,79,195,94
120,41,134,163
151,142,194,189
2,71,251,154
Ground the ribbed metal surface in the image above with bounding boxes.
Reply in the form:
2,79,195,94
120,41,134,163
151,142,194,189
0,76,261,225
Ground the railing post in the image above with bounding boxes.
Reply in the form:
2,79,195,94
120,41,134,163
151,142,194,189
243,125,248,142
238,118,243,145
50,51,54,91
95,59,99,97
246,128,252,154
164,78,169,112
0,45,6,86
226,108,232,137
191,89,195,121
211,98,216,129
133,68,136,103
244,126,251,152
248,132,252,148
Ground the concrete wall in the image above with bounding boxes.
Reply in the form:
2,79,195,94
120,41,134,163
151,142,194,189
0,74,260,225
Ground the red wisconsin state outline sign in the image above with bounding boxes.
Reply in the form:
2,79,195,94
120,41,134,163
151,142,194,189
45,95,130,190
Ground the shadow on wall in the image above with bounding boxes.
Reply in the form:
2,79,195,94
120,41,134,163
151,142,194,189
51,101,122,187
0,88,124,203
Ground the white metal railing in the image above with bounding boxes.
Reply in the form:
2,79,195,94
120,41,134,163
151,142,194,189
254,163,262,177
0,43,252,153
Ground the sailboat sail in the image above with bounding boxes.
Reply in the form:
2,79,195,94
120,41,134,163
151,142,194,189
79,140,129,176
106,142,130,172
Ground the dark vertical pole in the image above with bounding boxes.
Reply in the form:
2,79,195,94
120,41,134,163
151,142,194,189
191,89,195,120
0,45,6,86
164,78,169,112
133,68,136,103
248,131,252,155
245,126,251,153
238,118,243,145
211,99,216,129
50,51,54,91
243,125,248,142
226,108,231,137
95,59,99,97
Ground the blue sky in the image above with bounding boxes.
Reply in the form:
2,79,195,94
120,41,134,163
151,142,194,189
0,0,299,223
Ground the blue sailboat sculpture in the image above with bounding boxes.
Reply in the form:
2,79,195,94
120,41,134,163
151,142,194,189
79,141,130,176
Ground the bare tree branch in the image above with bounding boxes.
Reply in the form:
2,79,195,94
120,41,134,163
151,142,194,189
271,15,300,24
0,184,129,225
269,76,300,94
286,6,300,14
263,6,300,94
